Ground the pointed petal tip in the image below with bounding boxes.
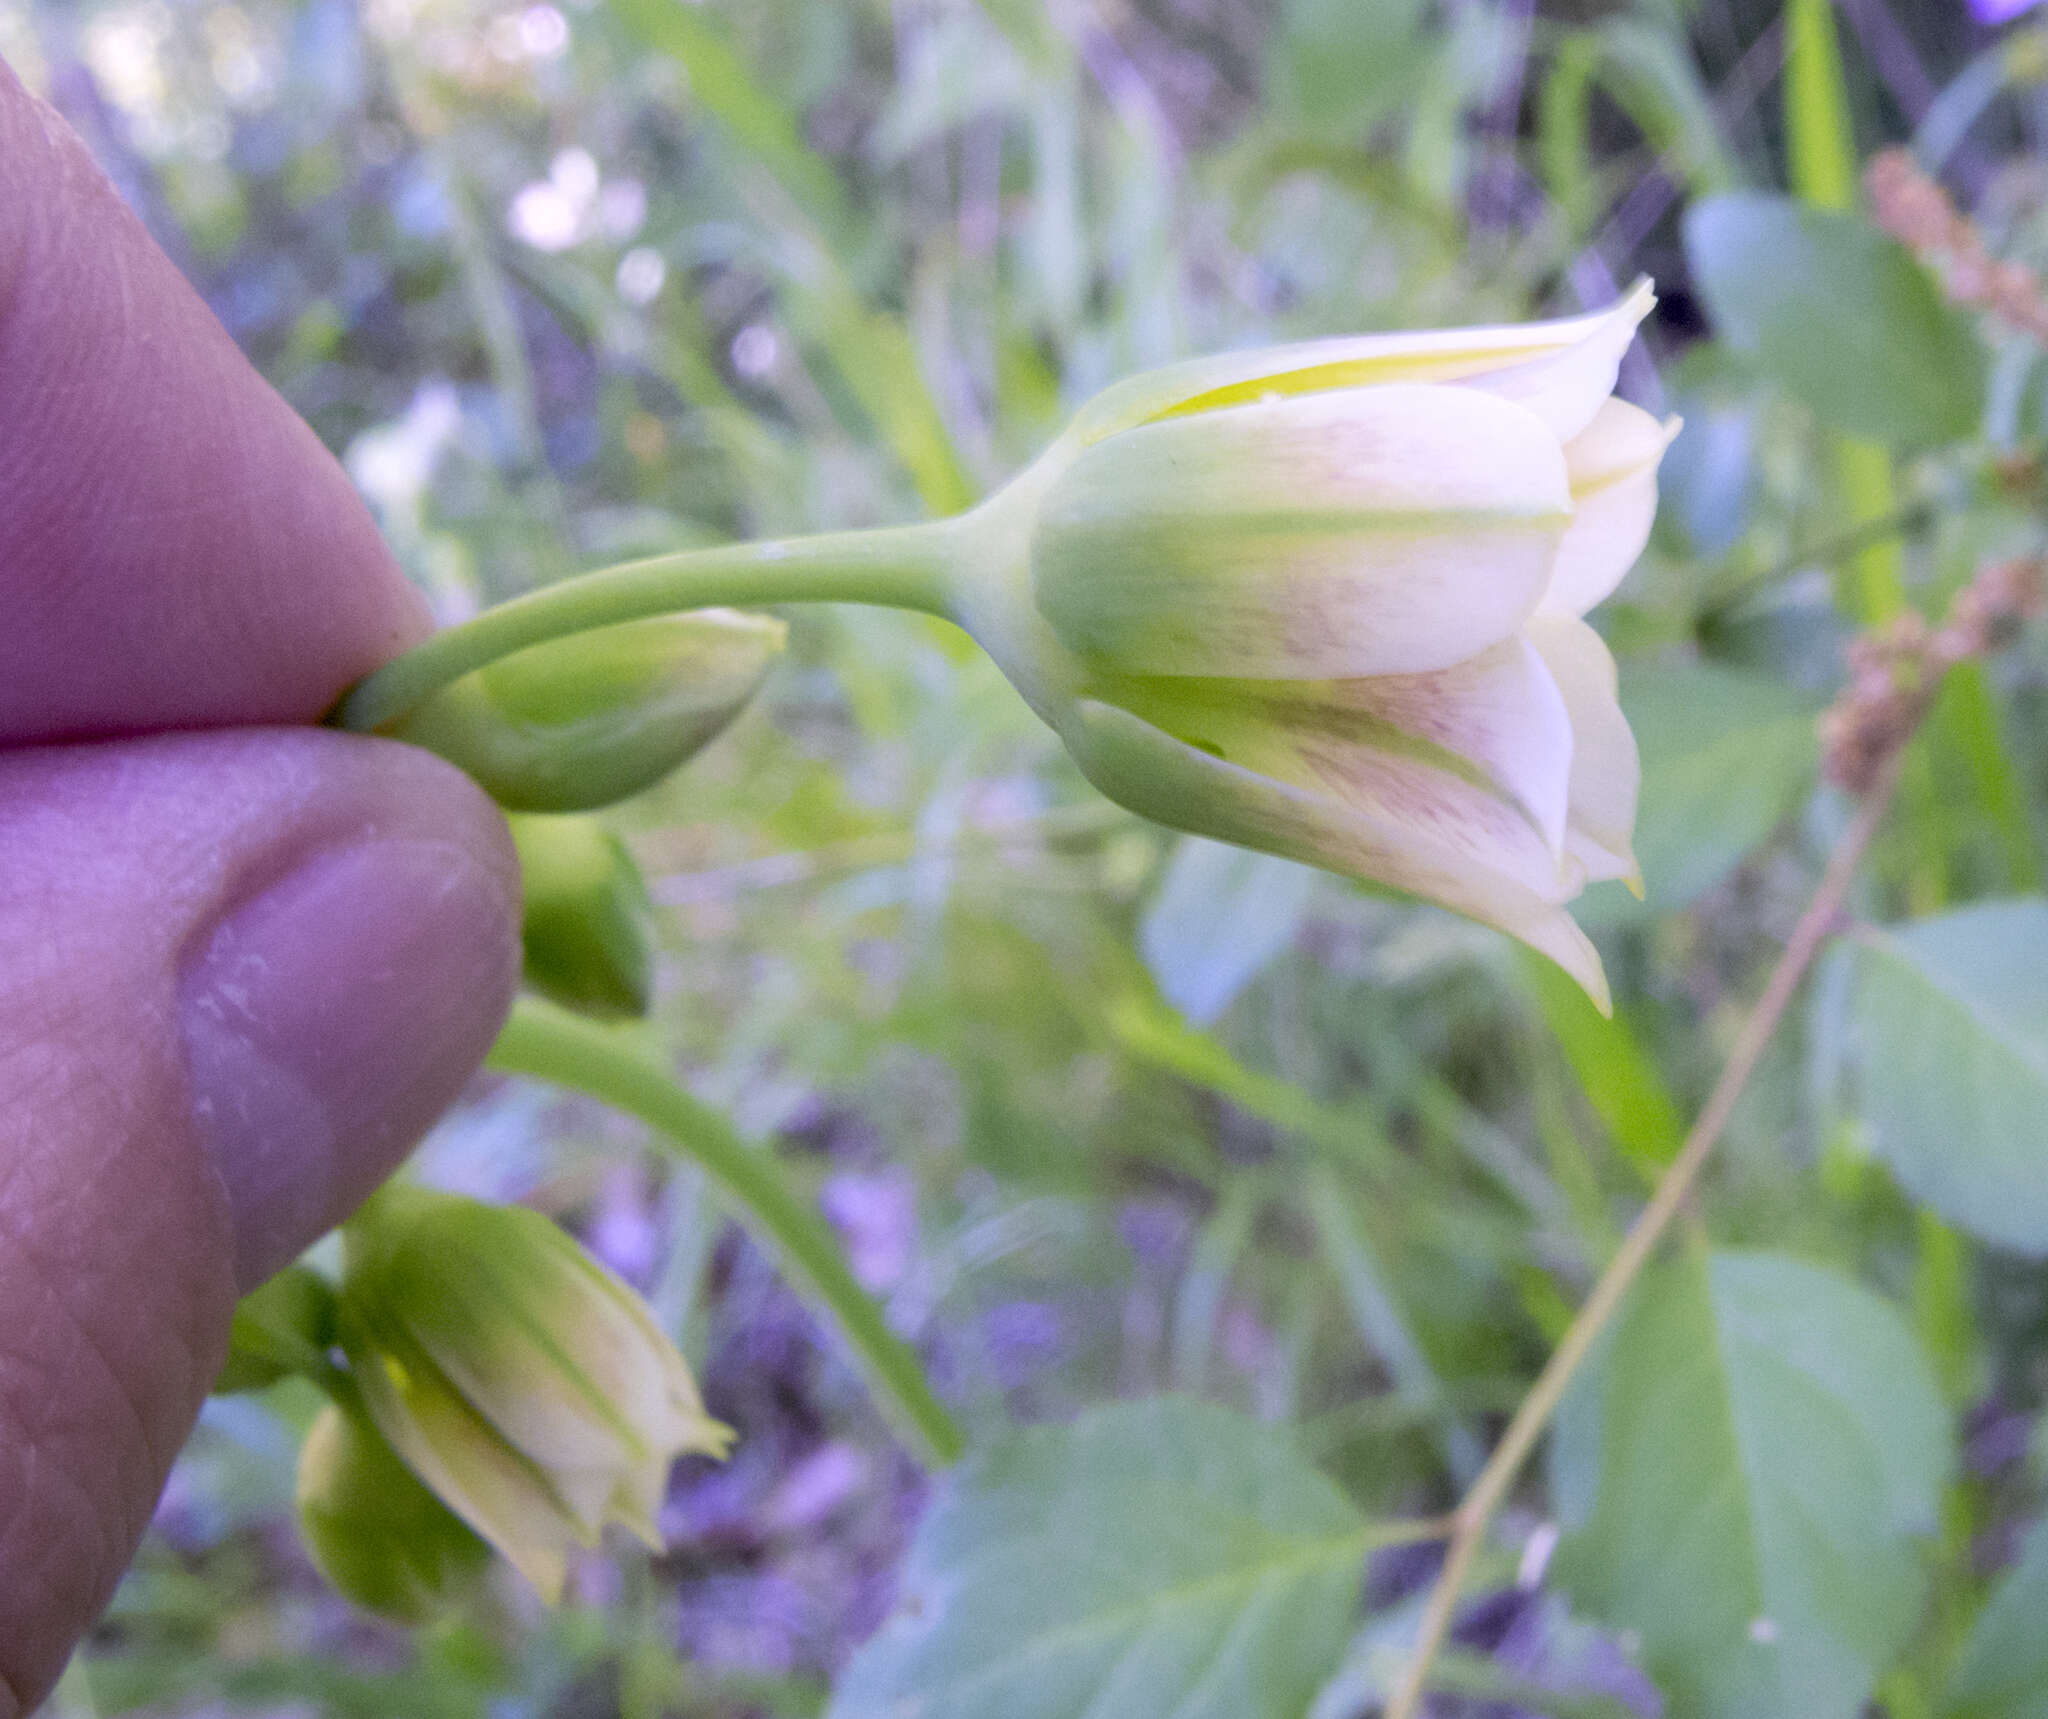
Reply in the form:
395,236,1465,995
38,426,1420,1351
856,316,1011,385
1515,911,1611,1015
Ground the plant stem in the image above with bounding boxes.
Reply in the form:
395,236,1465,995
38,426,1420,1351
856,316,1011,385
1702,502,1932,621
334,517,973,733
487,995,966,1468
1384,745,1910,1719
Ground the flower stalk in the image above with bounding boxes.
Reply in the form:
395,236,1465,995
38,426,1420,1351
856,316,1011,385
333,518,972,733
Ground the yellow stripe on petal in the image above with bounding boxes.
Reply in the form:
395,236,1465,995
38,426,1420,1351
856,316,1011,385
1063,282,1657,442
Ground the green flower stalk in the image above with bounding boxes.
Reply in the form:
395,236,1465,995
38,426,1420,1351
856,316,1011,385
509,812,657,1019
340,286,1670,1005
335,1184,732,1602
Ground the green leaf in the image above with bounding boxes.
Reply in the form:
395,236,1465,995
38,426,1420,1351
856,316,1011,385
1618,658,1819,910
1845,898,2048,1253
1271,0,1429,136
1684,193,1987,445
828,1398,1374,1719
1520,950,1685,1179
1140,839,1317,1025
216,1265,339,1393
1551,1250,1952,1719
1942,1516,2048,1718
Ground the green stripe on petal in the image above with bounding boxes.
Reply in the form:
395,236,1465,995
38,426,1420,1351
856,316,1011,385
1034,384,1572,679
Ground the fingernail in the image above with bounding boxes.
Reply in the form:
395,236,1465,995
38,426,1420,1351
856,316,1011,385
179,838,519,1289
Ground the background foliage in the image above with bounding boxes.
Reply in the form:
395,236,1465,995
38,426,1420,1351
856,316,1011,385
17,0,2048,1710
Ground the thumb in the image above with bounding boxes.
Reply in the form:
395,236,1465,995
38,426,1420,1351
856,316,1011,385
0,728,518,1713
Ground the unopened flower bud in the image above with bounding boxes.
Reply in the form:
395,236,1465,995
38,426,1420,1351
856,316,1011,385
296,1402,493,1624
510,813,655,1019
954,284,1672,1009
384,610,785,812
336,1185,732,1603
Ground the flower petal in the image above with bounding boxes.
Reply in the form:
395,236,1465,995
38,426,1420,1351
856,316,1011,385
1542,400,1677,617
1065,281,1657,441
1035,383,1571,679
344,1315,584,1600
1064,697,1610,1002
1459,279,1655,443
1133,680,1567,899
1502,908,1612,1014
1526,614,1639,886
1307,634,1576,859
389,1222,654,1479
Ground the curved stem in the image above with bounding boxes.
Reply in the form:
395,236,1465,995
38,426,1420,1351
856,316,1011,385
1385,748,1910,1719
487,995,966,1468
335,517,974,734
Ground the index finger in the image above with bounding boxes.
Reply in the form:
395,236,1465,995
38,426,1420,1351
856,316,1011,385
0,60,431,743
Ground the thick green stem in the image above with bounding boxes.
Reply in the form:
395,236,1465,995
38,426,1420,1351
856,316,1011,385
487,996,966,1468
335,517,974,734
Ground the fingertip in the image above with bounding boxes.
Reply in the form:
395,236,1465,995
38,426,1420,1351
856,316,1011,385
183,785,522,1287
0,731,518,1705
0,66,434,743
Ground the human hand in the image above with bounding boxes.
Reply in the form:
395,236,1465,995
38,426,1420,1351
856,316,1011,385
0,63,520,1711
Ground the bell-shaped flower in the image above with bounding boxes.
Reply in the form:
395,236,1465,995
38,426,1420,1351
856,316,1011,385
335,1184,732,1602
952,283,1673,1009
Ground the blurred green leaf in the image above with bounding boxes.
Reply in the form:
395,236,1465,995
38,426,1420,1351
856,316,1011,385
1942,1516,2048,1718
1846,898,2048,1252
1140,839,1317,1026
828,1398,1374,1719
1551,1250,1952,1719
1271,0,1430,136
1520,951,1684,1178
1618,657,1820,909
1684,194,1988,446
606,0,848,234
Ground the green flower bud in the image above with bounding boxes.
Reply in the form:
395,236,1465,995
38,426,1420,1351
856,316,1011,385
336,1185,732,1603
383,610,785,812
953,284,1673,1010
510,813,655,1019
296,1402,493,1625
215,1265,338,1393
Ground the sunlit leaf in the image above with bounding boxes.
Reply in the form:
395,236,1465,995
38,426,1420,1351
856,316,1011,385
1551,1250,1951,1719
829,1398,1374,1719
1684,194,1986,445
1845,898,2048,1252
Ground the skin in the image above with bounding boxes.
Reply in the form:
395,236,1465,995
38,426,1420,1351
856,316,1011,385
0,62,522,1710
